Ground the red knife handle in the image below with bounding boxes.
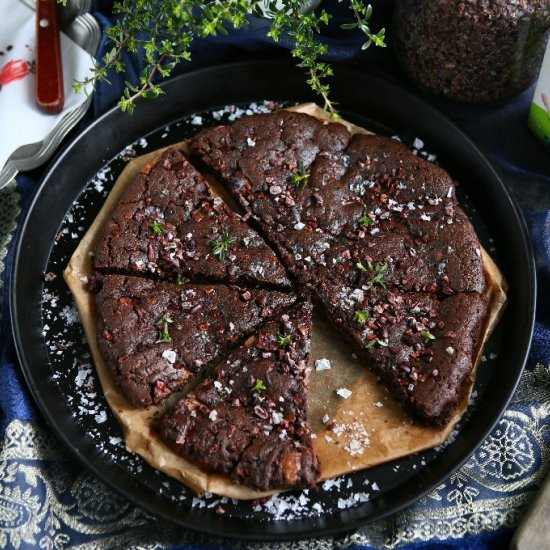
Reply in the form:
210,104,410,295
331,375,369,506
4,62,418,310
35,0,64,114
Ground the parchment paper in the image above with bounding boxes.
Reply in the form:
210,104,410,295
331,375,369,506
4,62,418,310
64,103,508,499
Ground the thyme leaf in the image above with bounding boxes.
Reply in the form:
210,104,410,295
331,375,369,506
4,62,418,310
291,164,309,189
155,315,174,344
353,309,370,324
253,378,267,392
208,231,237,261
277,333,292,348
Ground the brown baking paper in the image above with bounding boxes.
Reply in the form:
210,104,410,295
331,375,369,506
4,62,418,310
64,103,508,500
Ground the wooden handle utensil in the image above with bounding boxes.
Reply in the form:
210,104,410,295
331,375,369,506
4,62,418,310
35,0,64,114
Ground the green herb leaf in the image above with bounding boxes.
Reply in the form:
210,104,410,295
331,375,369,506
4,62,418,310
357,214,374,228
155,315,174,327
365,337,389,349
277,333,292,348
421,330,436,343
176,276,189,285
208,231,237,261
253,378,267,392
291,164,309,189
353,309,370,324
155,315,174,344
356,261,368,272
150,220,163,235
360,262,389,291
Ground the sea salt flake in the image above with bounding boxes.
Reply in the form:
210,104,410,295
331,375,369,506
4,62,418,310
446,346,455,356
95,411,107,424
315,358,331,371
375,401,384,408
413,137,424,150
322,414,330,424
209,410,218,421
247,137,256,147
162,350,177,364
336,388,352,399
294,222,305,230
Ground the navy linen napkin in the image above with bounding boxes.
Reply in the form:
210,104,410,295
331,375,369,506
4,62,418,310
0,1,549,548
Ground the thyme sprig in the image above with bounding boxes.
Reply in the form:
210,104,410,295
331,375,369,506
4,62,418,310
291,164,310,189
357,261,388,291
208,231,238,261
353,309,370,325
277,333,292,348
253,378,267,392
357,214,374,228
63,1,385,115
343,0,386,51
365,337,388,349
155,315,174,344
150,220,163,235
421,330,436,343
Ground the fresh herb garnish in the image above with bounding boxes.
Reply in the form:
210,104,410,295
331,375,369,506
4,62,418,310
291,164,309,189
155,315,174,344
253,379,267,392
70,2,384,116
150,220,163,235
353,309,370,325
360,262,388,292
176,275,189,285
277,333,292,348
365,338,389,349
421,330,436,343
357,214,374,228
208,231,237,261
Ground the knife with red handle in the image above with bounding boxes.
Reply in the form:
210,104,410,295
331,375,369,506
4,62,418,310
35,0,64,114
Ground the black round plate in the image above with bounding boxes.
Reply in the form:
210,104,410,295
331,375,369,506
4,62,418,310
10,61,536,540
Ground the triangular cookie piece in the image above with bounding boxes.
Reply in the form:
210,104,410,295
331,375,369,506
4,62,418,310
95,274,296,408
160,299,320,491
94,148,291,289
316,282,487,425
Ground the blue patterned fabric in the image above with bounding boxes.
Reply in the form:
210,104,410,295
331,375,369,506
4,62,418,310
0,1,549,548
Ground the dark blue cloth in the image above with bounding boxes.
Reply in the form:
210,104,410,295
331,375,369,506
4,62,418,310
1,0,549,547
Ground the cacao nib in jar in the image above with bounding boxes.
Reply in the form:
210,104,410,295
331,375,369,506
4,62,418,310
393,0,550,102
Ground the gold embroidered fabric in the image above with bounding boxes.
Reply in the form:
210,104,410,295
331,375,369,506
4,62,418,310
0,363,548,549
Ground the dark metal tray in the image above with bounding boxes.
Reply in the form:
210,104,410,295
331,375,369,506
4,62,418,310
10,61,536,541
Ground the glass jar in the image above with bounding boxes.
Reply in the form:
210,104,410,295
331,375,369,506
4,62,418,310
393,0,550,103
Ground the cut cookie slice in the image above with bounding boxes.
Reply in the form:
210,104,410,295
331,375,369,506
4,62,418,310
160,299,320,491
95,274,296,408
316,282,487,425
94,147,291,289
